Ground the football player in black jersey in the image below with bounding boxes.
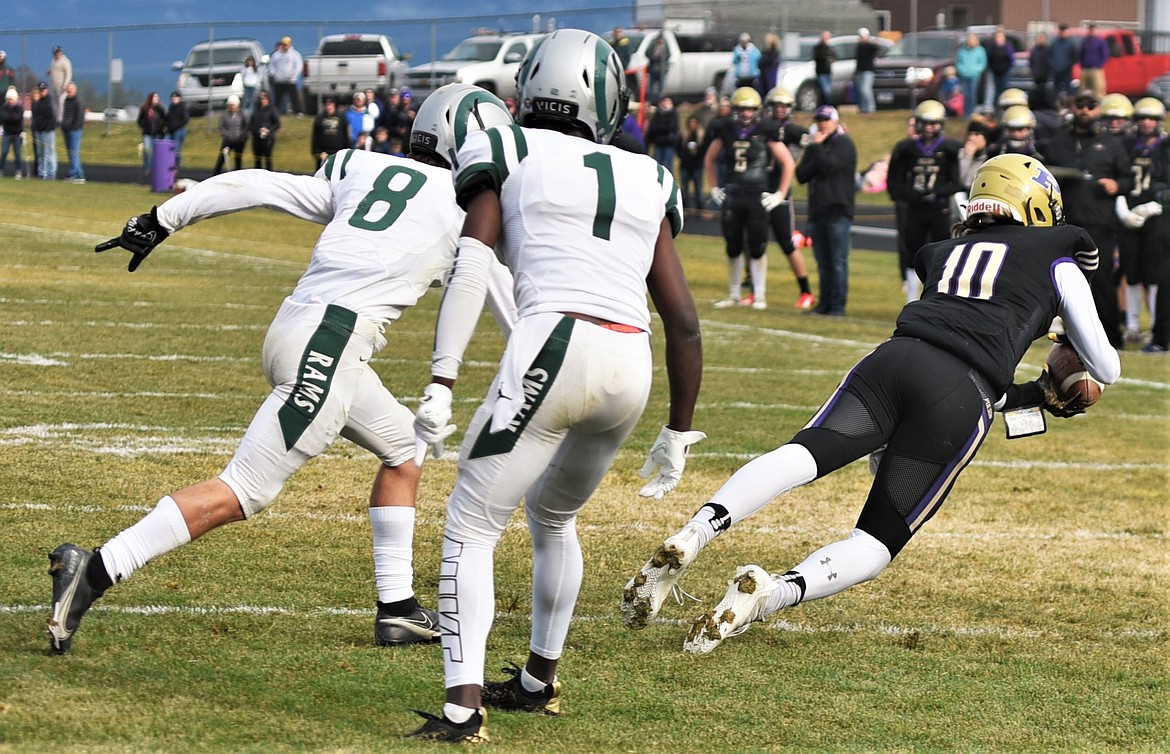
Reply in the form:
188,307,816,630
1117,97,1168,344
887,100,964,303
623,154,1120,655
989,105,1046,159
705,86,795,310
761,86,816,310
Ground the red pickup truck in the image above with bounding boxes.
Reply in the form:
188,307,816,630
1013,27,1170,99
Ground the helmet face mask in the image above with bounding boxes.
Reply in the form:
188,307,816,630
515,29,627,144
410,84,513,168
765,86,794,109
967,154,1064,227
730,86,761,125
913,100,945,135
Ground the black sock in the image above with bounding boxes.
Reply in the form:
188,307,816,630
86,550,113,594
378,595,418,617
797,276,811,295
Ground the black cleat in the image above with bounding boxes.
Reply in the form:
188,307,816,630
46,543,103,654
375,604,441,646
406,708,489,743
482,662,562,715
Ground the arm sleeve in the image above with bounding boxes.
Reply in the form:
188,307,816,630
1054,261,1121,385
156,171,334,232
431,236,495,381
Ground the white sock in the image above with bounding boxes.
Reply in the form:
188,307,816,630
100,495,192,584
370,506,415,604
520,668,549,693
749,255,768,299
688,444,818,547
905,270,922,303
729,256,745,299
442,703,477,724
763,528,892,616
1126,284,1142,331
1149,285,1158,325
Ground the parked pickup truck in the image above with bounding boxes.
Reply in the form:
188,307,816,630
1010,27,1170,99
609,28,738,102
302,33,411,112
403,32,544,102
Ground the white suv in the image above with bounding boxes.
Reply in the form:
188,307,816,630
403,32,545,101
173,38,269,114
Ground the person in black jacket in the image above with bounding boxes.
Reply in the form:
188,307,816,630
1040,89,1135,348
137,92,166,175
796,105,856,316
0,88,25,178
248,90,281,170
164,91,190,169
60,82,86,182
676,114,705,210
644,96,679,174
1028,32,1052,104
311,97,351,170
31,83,58,179
813,31,836,103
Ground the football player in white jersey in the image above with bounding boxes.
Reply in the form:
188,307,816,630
406,29,704,743
47,85,515,655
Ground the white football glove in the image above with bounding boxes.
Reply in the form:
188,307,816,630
1131,200,1163,220
710,186,726,207
413,383,457,461
760,191,785,211
637,426,707,499
1115,196,1146,229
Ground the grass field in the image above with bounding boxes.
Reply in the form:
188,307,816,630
0,170,1167,752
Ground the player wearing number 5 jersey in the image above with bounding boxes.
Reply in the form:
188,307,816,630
622,154,1119,655
407,29,703,743
47,85,517,656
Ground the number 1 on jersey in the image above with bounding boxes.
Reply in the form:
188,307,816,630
583,153,616,240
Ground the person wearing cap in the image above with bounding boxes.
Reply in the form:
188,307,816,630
796,105,856,316
213,94,247,174
1040,89,1134,348
958,116,991,187
1078,24,1110,98
310,97,350,170
268,36,303,116
0,50,15,92
31,82,57,179
854,28,880,114
48,45,72,123
1049,23,1077,104
0,88,24,179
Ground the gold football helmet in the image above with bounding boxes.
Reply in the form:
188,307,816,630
996,87,1029,109
1133,97,1166,120
731,86,763,110
1000,105,1036,130
1100,93,1134,119
967,154,1064,227
766,87,795,107
914,99,946,123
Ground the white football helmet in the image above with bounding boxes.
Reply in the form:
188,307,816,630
409,84,513,168
515,28,627,144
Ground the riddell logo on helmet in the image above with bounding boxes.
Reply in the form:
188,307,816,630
966,198,1013,217
532,98,578,118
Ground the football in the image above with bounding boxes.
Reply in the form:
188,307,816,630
1046,341,1105,409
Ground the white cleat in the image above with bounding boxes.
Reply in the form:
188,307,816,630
621,527,702,629
683,565,777,655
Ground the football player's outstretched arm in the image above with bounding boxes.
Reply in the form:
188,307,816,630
640,218,705,499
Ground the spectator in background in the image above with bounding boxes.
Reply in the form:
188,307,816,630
0,51,15,91
1028,32,1052,103
694,86,720,131
955,34,987,117
504,97,517,119
364,89,382,125
213,94,247,174
731,33,761,91
248,90,280,170
612,26,636,94
0,88,24,179
379,88,410,144
1049,24,1077,104
31,82,57,179
958,116,991,187
645,96,679,174
48,45,72,123
370,126,396,155
796,105,856,317
1078,24,1109,96
60,81,86,183
346,92,372,148
137,92,166,175
854,28,880,113
164,91,190,169
269,36,303,116
813,31,836,103
985,29,1016,107
310,97,350,170
646,34,671,104
757,33,782,98
676,114,706,210
938,65,964,116
240,56,261,113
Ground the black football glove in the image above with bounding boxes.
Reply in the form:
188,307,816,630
1037,371,1086,419
95,206,170,272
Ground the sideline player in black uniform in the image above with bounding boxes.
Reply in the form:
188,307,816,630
988,105,1045,159
705,86,795,310
1117,97,1168,343
761,86,816,310
622,154,1120,654
887,99,963,303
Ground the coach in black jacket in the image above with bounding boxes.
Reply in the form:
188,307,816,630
1041,90,1134,348
796,105,857,317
